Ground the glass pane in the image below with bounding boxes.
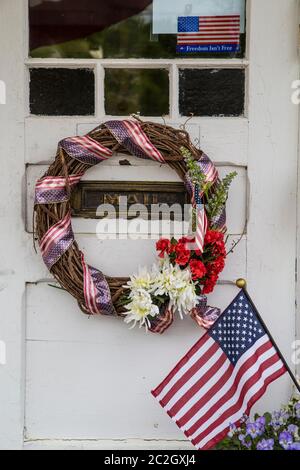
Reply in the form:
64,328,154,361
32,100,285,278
179,68,245,116
29,0,246,59
105,68,169,116
30,68,95,116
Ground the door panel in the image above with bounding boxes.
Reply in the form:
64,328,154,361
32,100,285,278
0,0,298,449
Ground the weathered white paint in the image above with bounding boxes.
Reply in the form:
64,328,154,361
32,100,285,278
24,282,238,441
247,0,299,413
0,0,299,450
0,0,26,450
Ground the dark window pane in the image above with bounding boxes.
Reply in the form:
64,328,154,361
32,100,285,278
105,69,169,116
179,68,245,116
29,1,246,59
29,68,95,116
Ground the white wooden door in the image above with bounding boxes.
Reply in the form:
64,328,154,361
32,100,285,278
0,0,299,450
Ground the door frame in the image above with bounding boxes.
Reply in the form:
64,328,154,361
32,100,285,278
0,0,299,449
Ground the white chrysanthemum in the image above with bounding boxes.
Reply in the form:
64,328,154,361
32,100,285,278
124,288,159,330
124,267,155,292
152,260,198,318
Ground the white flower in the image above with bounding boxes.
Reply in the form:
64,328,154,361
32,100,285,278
152,260,198,318
124,288,159,330
124,266,156,292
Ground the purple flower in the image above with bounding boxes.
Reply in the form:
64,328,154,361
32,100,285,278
240,414,250,424
288,442,300,450
271,410,289,429
279,431,293,450
256,438,274,451
295,403,300,419
288,424,299,437
255,416,266,434
238,433,251,449
256,416,266,427
246,422,262,439
228,423,237,438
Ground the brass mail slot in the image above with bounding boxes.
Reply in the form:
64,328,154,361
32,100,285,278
71,181,188,219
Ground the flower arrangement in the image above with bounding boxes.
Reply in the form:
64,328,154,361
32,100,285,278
122,260,198,329
119,148,237,331
216,395,300,450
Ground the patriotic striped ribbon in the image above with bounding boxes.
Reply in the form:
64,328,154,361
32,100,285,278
59,135,113,165
35,174,83,204
149,303,174,334
106,120,165,163
81,254,116,316
191,296,221,330
193,184,208,254
187,153,221,253
39,212,74,269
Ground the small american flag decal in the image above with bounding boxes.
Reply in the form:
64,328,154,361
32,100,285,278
177,15,241,54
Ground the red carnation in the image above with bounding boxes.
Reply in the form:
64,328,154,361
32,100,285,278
202,273,219,294
189,259,207,281
156,238,171,258
175,242,190,266
212,256,225,274
205,230,224,245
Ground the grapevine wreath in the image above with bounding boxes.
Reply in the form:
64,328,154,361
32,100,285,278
34,118,236,334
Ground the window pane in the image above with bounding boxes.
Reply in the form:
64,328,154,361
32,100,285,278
105,69,169,116
179,68,245,116
30,68,95,116
29,0,246,59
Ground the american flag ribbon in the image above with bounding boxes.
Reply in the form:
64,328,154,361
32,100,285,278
149,303,174,334
152,290,287,450
106,120,165,163
191,295,222,330
193,184,208,254
197,153,218,184
35,174,83,204
39,211,74,269
81,254,116,316
59,135,113,165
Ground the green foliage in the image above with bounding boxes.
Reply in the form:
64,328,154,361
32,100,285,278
181,147,207,190
180,147,236,230
206,171,237,220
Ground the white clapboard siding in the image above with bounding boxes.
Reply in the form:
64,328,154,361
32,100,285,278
26,163,247,235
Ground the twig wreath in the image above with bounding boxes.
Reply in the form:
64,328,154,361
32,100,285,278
34,118,236,334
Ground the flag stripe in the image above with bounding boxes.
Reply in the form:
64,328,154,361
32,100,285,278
195,360,286,449
201,364,286,451
183,338,274,434
164,347,225,411
192,351,281,444
200,15,240,19
173,359,232,423
169,353,230,417
153,335,213,400
159,340,217,406
178,40,240,44
178,336,271,429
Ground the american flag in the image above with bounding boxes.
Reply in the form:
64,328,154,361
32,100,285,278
152,290,287,450
177,15,240,46
193,184,208,254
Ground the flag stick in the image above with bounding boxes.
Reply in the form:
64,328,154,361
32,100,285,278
236,279,300,394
